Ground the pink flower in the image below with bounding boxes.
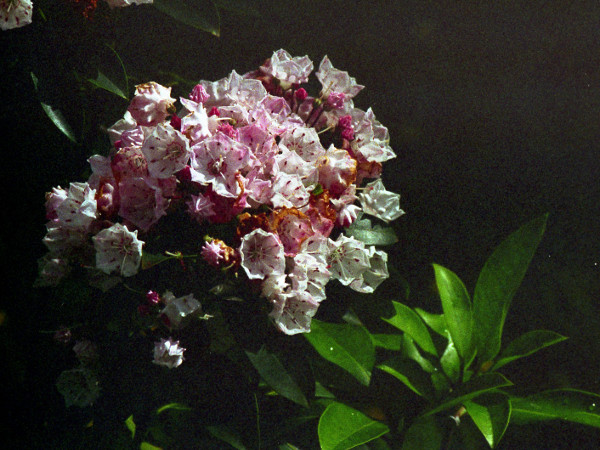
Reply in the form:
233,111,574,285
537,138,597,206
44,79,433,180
201,240,225,267
260,49,314,85
239,229,285,280
358,178,405,223
92,222,144,277
117,176,173,231
316,56,364,100
317,146,357,196
141,123,190,178
152,337,185,369
1,0,33,31
128,82,175,127
189,84,210,103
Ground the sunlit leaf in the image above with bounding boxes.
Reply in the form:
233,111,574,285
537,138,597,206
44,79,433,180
422,373,513,417
377,356,434,398
88,71,127,99
371,333,403,351
31,73,77,143
401,416,443,450
383,301,437,356
433,264,475,365
463,393,511,448
473,214,548,363
414,308,447,336
345,218,398,246
153,0,220,36
492,330,568,370
318,402,389,450
305,319,375,386
125,415,135,439
440,333,460,383
140,443,162,450
206,425,247,449
398,334,436,373
156,402,192,414
246,346,308,407
510,389,600,427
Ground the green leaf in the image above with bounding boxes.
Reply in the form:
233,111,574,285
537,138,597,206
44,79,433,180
153,0,220,36
423,373,513,417
88,71,127,99
414,308,447,336
156,402,192,414
305,319,375,386
140,443,162,450
383,301,437,356
345,218,398,246
399,334,436,373
246,346,308,407
473,214,548,363
510,389,600,427
377,356,434,398
463,393,511,448
401,416,443,450
125,415,135,439
492,330,568,370
206,425,247,449
31,73,77,143
318,402,389,450
433,264,475,365
141,251,175,270
371,333,403,351
440,333,460,383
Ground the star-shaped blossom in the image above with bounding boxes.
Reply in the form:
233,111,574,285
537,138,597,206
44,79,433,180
349,247,389,293
128,82,175,127
269,290,320,335
1,0,33,31
260,49,314,85
239,229,285,280
141,123,190,178
55,182,98,232
316,55,364,101
160,291,202,329
92,222,144,277
152,337,185,369
326,234,371,286
359,178,405,223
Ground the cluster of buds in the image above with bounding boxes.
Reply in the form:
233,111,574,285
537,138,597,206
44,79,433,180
38,49,404,345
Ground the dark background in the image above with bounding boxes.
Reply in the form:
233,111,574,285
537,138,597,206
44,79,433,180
2,0,600,447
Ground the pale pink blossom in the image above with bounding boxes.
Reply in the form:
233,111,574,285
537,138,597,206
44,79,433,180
55,182,98,232
288,252,331,302
326,234,371,286
279,125,326,163
260,49,314,85
118,176,173,231
160,291,202,329
270,173,309,209
349,247,389,293
152,337,185,369
317,145,357,196
201,240,225,267
141,123,190,178
128,82,175,127
239,229,285,280
316,56,364,101
107,111,137,145
359,178,405,223
92,222,144,277
44,186,68,220
350,108,396,163
269,290,320,335
0,0,33,31
110,146,148,181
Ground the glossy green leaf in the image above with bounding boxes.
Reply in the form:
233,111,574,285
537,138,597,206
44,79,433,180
305,319,375,386
125,415,135,439
464,393,511,448
440,334,460,383
383,301,437,356
31,73,77,143
153,0,220,36
318,402,389,450
401,416,443,450
510,389,600,427
414,308,447,336
206,424,247,449
156,402,191,414
493,330,568,370
345,218,398,246
246,346,308,407
473,214,548,363
140,443,162,450
377,356,434,398
371,333,403,350
88,71,127,99
399,334,436,373
423,373,513,417
433,264,475,365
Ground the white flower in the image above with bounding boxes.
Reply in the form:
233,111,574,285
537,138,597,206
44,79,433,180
56,182,98,232
152,337,185,369
104,0,153,9
92,223,144,277
128,82,175,127
261,49,314,85
1,0,33,31
359,178,405,223
240,229,285,279
349,247,389,293
316,56,364,100
141,123,190,178
269,290,320,335
160,291,202,329
327,234,371,285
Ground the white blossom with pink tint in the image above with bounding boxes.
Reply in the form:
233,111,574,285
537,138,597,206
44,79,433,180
349,246,389,293
359,178,405,223
128,82,175,127
351,108,396,163
152,337,185,369
269,290,320,335
261,49,314,85
55,182,98,231
240,229,285,279
118,176,173,231
104,0,153,8
0,0,33,31
327,234,371,286
316,55,364,101
142,123,190,178
92,222,144,277
160,291,202,329
201,240,225,267
317,145,357,196
270,173,310,209
279,125,326,163
288,252,331,302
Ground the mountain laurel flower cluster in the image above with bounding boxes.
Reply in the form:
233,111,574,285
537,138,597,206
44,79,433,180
38,50,404,366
